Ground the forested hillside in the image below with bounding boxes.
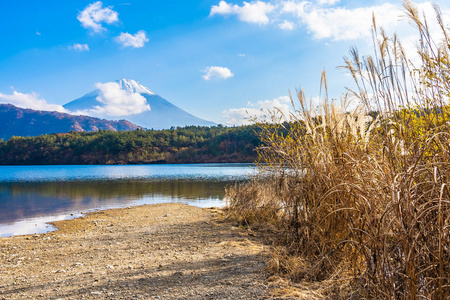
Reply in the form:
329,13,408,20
0,104,139,140
0,125,260,165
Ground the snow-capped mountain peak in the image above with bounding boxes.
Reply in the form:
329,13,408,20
64,79,216,129
115,79,155,95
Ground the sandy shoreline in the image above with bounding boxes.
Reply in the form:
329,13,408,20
0,203,271,299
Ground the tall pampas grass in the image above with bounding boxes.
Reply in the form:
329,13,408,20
226,1,450,298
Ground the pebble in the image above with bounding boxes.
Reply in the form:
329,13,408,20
1,204,270,299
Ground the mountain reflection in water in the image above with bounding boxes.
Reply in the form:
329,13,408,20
0,164,254,236
0,179,237,230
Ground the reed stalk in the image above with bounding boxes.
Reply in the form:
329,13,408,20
226,1,450,298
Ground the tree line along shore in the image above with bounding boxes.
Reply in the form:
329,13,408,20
0,125,260,165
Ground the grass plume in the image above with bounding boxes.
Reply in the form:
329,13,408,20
226,1,450,298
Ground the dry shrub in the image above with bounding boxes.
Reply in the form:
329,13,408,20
226,1,450,299
268,275,326,300
225,178,283,227
267,246,308,280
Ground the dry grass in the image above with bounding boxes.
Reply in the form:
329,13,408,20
226,1,450,299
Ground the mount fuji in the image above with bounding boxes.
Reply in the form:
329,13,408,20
64,79,216,129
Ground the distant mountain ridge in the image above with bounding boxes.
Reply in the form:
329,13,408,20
64,79,216,129
0,104,139,140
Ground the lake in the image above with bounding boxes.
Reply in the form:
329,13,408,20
0,164,255,237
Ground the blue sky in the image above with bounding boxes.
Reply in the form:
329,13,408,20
0,0,449,125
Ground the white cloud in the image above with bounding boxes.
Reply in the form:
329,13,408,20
36,32,41,36
115,31,149,48
69,43,90,51
281,0,308,17
285,1,450,42
0,91,67,112
278,20,294,30
316,0,340,5
77,1,119,33
75,82,150,117
285,2,400,41
210,0,275,25
211,1,450,43
211,1,234,15
223,96,292,125
202,66,234,80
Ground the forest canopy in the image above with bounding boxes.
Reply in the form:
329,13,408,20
0,125,260,165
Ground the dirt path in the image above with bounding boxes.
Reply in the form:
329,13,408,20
0,203,271,299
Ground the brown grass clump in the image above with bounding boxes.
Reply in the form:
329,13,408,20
267,247,308,280
226,1,450,299
225,178,283,227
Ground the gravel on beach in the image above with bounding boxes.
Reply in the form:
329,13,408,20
0,203,273,300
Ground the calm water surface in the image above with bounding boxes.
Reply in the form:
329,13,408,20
0,164,254,237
